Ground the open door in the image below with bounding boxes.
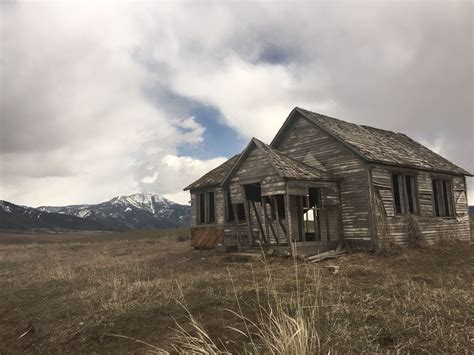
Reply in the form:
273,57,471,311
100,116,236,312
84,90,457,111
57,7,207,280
300,187,321,242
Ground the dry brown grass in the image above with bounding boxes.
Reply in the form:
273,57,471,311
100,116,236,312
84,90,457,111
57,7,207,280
0,229,472,354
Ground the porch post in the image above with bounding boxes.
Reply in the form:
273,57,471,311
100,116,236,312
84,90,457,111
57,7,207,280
284,193,294,249
241,186,254,246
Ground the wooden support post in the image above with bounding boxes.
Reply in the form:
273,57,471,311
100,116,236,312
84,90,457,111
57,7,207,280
299,196,306,242
232,204,242,251
262,197,278,243
251,200,267,244
284,193,293,248
313,208,317,242
270,197,280,242
262,198,270,242
241,187,254,246
316,188,322,241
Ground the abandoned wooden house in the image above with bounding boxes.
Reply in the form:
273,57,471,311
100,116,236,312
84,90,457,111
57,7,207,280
184,107,471,254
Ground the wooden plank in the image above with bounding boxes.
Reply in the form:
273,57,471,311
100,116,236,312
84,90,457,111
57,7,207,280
231,204,242,251
262,198,270,241
272,195,287,241
284,193,293,248
251,200,267,244
308,249,348,263
296,195,304,242
265,197,279,243
191,227,224,248
241,186,254,246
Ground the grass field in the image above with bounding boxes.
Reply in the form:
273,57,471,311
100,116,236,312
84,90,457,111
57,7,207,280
0,229,473,354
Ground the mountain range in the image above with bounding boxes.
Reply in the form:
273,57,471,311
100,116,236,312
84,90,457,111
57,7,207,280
0,193,191,231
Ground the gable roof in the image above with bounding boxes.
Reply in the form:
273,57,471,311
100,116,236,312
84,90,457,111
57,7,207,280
271,107,471,176
183,154,240,191
221,138,334,186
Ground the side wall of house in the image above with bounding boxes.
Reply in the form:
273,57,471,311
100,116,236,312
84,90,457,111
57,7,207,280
371,165,471,245
273,114,372,247
189,187,226,248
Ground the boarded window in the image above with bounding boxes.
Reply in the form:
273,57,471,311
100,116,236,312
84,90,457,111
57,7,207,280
392,173,418,214
197,191,215,224
432,178,454,217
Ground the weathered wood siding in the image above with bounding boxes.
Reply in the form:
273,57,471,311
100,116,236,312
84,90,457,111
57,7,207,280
190,193,197,227
273,114,371,244
190,187,225,227
228,145,284,202
191,227,224,248
215,188,225,225
189,188,226,247
371,165,470,245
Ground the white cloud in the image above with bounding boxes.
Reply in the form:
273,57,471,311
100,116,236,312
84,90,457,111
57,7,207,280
1,0,472,207
0,2,215,206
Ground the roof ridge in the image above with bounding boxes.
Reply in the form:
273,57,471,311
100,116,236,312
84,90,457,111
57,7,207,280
296,107,359,128
296,106,470,176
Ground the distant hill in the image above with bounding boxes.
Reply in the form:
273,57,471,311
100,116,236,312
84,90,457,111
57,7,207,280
0,200,107,231
1,193,191,231
469,206,474,215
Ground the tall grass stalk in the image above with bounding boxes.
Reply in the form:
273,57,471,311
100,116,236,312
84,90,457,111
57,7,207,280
171,249,322,354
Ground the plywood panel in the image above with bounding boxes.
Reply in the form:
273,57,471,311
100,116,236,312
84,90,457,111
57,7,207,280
191,227,224,248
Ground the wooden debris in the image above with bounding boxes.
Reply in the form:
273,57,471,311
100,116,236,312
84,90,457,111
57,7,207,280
306,249,347,263
18,323,33,340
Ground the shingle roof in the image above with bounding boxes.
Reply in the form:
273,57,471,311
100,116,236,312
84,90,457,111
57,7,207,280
183,154,240,191
295,107,471,176
252,138,333,180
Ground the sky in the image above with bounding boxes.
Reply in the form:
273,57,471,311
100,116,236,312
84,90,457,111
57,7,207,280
0,0,472,206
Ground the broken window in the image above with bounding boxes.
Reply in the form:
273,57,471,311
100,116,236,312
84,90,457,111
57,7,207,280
392,173,418,214
301,188,320,241
197,191,215,224
432,178,454,217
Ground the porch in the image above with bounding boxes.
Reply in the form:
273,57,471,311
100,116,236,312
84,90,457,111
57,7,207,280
225,179,343,256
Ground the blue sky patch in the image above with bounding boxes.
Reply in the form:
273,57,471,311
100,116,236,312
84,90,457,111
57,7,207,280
145,84,246,160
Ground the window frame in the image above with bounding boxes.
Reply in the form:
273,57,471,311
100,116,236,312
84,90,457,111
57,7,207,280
391,172,420,215
431,177,455,218
196,190,216,225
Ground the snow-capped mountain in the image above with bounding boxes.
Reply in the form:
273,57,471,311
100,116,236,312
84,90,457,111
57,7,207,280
37,193,190,230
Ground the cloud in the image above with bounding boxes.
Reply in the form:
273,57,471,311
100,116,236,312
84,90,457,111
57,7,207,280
0,2,222,206
1,0,472,206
